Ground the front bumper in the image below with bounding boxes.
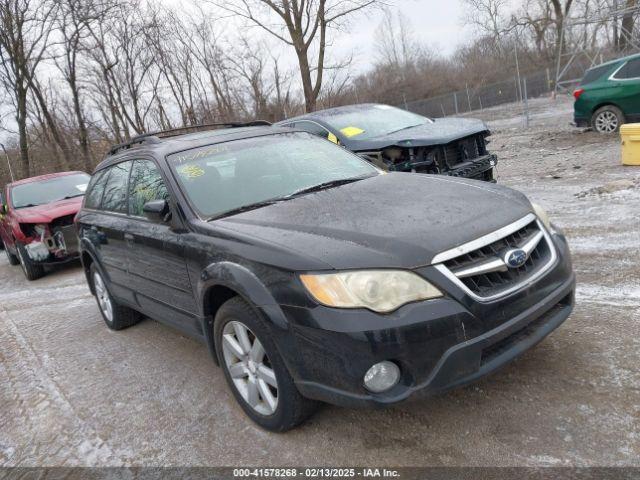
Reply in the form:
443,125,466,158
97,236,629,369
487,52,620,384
278,234,574,408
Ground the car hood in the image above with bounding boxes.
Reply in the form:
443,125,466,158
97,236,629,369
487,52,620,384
12,197,83,223
345,117,489,151
215,173,533,270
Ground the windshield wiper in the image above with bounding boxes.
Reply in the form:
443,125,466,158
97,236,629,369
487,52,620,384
285,175,372,199
60,193,85,200
15,203,40,209
386,123,428,135
206,175,373,221
207,199,284,221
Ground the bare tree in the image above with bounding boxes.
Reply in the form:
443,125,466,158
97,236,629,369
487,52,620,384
212,0,379,112
618,0,638,50
461,0,510,40
0,0,56,176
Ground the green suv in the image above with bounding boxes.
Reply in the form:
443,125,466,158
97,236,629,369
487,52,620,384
573,53,640,133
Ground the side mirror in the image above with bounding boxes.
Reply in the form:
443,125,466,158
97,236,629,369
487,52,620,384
142,199,169,223
0,204,6,215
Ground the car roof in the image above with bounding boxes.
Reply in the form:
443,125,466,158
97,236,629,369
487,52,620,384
95,125,303,172
588,52,640,70
278,103,392,124
8,171,87,188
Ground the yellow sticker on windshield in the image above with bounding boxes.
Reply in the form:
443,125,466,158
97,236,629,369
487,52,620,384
340,126,365,138
327,132,339,144
179,165,205,178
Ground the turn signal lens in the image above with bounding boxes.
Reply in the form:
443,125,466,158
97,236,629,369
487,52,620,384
300,270,442,313
531,203,554,233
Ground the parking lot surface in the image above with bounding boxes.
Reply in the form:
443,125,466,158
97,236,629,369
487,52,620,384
1,97,638,466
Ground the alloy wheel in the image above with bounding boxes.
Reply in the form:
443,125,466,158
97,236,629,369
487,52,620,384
595,111,619,133
221,320,279,416
93,272,114,322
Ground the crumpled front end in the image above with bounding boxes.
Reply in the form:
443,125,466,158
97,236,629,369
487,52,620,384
19,214,79,264
356,132,497,182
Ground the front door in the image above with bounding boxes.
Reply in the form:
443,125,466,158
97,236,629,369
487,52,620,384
125,159,199,335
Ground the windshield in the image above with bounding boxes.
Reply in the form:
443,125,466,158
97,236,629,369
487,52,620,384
10,173,90,209
320,104,432,140
167,132,379,219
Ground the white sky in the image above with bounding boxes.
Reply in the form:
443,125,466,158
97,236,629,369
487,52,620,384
0,0,473,144
336,0,472,73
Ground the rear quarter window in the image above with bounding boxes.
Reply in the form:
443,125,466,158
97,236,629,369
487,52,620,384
581,64,614,85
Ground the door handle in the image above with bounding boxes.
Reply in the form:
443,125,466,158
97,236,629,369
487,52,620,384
124,233,134,244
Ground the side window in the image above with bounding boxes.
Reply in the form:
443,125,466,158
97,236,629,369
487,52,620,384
84,169,110,210
128,160,168,217
614,58,640,79
101,161,132,213
296,121,331,139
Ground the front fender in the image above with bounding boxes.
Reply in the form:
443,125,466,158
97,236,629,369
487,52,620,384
199,261,289,329
198,261,292,367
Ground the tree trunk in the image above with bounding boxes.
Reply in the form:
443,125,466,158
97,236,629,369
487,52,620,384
619,0,637,51
16,85,30,178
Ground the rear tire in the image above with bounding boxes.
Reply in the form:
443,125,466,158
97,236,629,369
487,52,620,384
16,243,44,280
214,297,318,432
90,264,141,330
591,105,624,133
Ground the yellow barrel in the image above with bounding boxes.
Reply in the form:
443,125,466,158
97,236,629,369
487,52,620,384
620,123,640,165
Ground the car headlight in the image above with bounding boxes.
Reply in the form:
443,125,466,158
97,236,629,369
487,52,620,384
300,270,442,313
531,203,554,232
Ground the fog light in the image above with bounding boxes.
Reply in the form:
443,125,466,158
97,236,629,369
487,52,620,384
363,361,400,393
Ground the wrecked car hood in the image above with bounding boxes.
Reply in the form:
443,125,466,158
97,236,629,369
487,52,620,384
12,197,83,223
215,173,532,270
345,117,489,151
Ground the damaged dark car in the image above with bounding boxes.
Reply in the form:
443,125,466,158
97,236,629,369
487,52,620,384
275,103,497,181
77,125,574,432
1,172,89,280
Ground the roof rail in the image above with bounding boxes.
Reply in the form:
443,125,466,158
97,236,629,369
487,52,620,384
106,120,272,157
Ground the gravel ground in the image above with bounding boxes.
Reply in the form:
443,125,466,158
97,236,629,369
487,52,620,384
0,95,638,467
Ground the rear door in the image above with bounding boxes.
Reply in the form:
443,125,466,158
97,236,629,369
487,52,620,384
125,159,199,335
610,57,640,116
83,161,135,303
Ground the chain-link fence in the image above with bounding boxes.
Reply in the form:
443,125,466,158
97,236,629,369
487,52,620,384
401,68,556,124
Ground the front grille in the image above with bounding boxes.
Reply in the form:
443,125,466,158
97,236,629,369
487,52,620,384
445,156,494,179
443,135,486,167
441,218,554,299
480,293,572,365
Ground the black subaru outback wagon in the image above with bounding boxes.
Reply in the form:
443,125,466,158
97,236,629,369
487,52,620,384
77,124,575,431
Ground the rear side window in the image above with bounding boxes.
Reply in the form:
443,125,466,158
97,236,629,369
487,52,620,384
128,160,168,217
613,58,640,79
581,64,613,85
101,162,132,213
84,170,110,210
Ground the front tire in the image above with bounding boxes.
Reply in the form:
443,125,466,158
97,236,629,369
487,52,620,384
214,297,318,432
90,264,141,330
16,243,44,280
5,243,19,266
592,105,624,133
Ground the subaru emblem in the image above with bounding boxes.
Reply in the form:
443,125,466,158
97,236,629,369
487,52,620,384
503,248,528,268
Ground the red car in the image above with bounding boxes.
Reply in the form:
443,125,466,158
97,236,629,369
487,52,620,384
0,171,90,280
